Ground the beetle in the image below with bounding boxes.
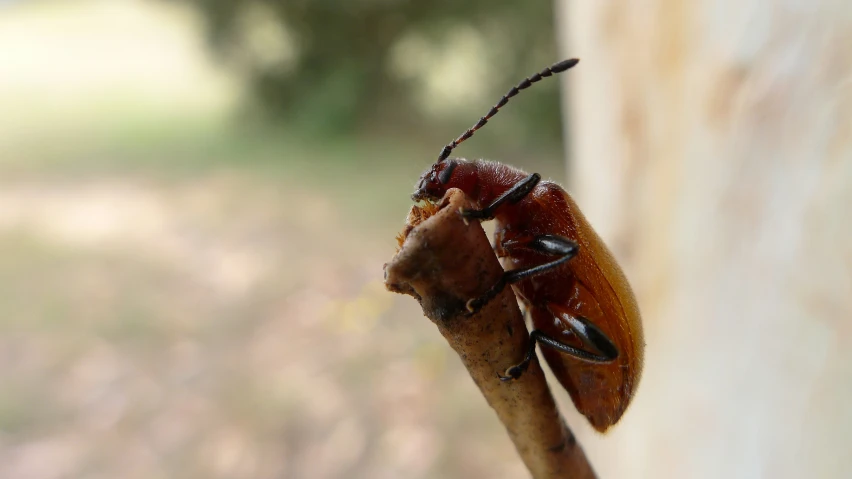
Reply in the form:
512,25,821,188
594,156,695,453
412,59,644,432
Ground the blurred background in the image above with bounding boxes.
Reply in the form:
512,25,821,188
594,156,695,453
0,1,849,478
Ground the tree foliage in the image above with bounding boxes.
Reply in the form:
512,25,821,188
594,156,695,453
186,0,562,142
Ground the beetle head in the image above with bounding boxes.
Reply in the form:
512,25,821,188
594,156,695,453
412,158,475,201
415,59,580,203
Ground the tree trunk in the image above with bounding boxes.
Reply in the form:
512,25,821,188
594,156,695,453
556,2,852,478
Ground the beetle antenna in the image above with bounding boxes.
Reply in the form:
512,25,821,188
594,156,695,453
437,58,579,162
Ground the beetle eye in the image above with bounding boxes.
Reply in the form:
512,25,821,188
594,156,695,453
438,161,457,184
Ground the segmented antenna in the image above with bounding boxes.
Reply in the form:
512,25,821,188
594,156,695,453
437,58,580,162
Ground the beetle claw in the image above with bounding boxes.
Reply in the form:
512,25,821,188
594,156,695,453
465,298,477,313
458,207,470,225
498,365,523,382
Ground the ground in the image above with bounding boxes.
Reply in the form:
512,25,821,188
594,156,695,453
0,121,573,478
0,2,568,476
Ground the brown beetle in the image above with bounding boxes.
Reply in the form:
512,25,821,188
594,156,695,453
412,59,644,432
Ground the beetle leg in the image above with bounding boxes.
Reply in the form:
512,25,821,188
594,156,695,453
465,235,578,313
499,328,617,382
547,307,620,362
501,235,579,283
461,173,541,220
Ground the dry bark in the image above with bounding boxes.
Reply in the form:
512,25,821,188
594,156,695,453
384,188,596,479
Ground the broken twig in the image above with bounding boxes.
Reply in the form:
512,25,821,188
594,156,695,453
384,188,597,479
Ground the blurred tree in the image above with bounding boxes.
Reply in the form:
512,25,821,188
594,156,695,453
183,0,563,143
559,2,852,478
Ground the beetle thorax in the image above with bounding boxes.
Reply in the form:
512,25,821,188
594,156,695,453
468,160,529,207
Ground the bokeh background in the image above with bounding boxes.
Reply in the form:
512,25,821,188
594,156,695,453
1,1,850,478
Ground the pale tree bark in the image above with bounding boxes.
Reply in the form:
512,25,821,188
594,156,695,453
556,1,852,478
